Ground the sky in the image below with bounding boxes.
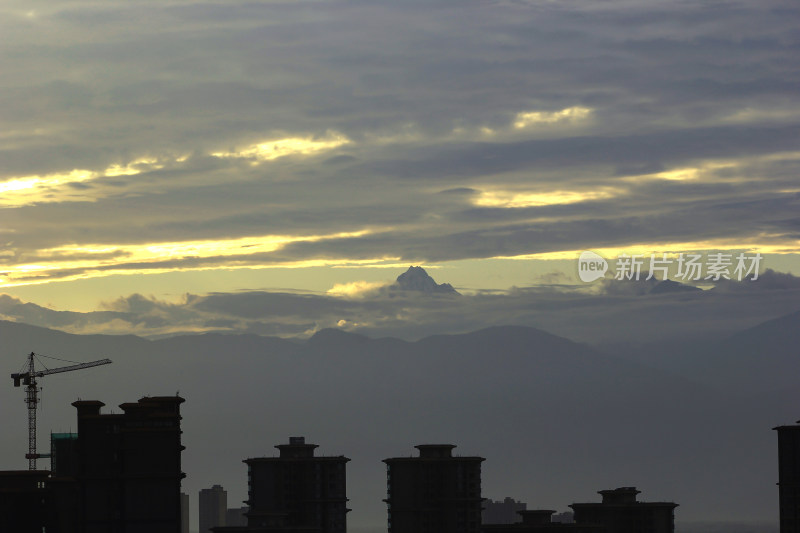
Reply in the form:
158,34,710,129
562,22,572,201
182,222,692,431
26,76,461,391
1,0,800,339
2,3,800,529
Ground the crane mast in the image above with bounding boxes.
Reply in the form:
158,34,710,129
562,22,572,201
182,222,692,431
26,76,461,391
25,352,37,471
11,352,112,470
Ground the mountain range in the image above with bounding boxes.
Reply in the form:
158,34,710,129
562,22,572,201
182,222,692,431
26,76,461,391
0,309,797,530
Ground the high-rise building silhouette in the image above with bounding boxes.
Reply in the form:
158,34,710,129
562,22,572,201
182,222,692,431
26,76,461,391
181,492,190,533
775,419,800,533
569,487,677,533
212,436,349,533
70,396,186,532
200,484,228,532
383,444,484,533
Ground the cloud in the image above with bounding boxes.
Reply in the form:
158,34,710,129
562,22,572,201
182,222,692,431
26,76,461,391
210,131,350,162
712,268,800,292
0,0,797,294
327,280,388,298
2,267,800,346
513,106,593,129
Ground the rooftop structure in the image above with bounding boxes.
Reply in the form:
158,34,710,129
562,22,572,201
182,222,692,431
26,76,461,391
570,487,677,533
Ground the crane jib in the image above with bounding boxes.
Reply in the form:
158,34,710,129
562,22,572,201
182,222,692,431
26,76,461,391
11,358,112,385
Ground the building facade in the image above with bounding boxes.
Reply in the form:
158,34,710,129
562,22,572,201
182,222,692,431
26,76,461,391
200,485,228,532
240,436,350,533
181,493,190,533
0,470,54,533
384,444,484,533
226,506,249,527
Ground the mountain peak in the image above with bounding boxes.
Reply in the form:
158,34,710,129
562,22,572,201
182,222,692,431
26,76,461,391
393,266,459,295
650,279,702,294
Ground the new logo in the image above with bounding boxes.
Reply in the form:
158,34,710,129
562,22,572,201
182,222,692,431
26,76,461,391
578,251,608,282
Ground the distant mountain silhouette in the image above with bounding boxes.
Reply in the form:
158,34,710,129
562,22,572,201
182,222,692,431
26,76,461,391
0,318,796,526
604,277,702,296
603,307,800,394
692,308,800,393
649,279,702,294
725,308,800,347
391,266,459,294
308,328,373,348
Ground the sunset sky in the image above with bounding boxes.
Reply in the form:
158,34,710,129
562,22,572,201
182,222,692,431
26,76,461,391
1,0,799,338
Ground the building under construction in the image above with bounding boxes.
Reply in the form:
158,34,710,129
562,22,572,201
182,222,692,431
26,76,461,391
0,395,186,532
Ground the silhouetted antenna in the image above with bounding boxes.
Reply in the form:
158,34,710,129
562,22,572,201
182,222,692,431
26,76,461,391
10,352,111,470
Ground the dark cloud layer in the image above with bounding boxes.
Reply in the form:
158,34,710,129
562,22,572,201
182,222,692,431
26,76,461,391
0,0,798,284
2,269,799,346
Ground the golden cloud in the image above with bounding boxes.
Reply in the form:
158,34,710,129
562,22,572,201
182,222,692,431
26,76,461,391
211,131,350,161
513,106,593,129
473,187,622,208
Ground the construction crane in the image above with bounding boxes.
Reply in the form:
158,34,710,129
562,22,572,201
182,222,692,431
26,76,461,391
11,352,112,470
